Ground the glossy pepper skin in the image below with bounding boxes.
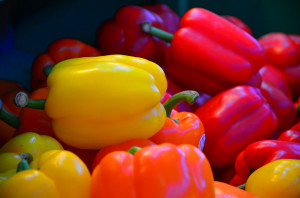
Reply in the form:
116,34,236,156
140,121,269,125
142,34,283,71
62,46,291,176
0,132,63,183
92,139,156,170
258,33,300,100
91,143,215,198
31,38,101,91
234,140,300,183
222,15,253,36
194,85,277,168
0,150,91,198
164,8,265,96
96,5,169,67
214,181,258,198
45,55,167,149
277,130,300,143
245,159,300,198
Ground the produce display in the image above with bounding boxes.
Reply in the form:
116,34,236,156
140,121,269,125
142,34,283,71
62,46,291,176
0,3,300,198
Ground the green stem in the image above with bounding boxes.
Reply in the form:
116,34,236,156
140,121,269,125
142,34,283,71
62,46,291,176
163,90,199,118
237,183,246,190
14,92,46,109
16,153,33,172
297,103,300,118
128,146,141,155
0,99,21,128
140,20,174,43
43,65,54,77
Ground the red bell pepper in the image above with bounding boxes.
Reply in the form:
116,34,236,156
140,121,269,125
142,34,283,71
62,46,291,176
92,139,156,170
96,5,170,67
194,85,277,168
149,91,205,149
141,8,265,96
258,33,300,100
142,4,180,34
258,64,292,98
222,15,253,36
30,38,101,91
231,140,300,186
91,143,215,198
259,79,297,138
277,130,300,143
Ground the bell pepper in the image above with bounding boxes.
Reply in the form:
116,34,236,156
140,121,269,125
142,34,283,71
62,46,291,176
258,64,292,98
259,79,297,138
141,8,265,96
0,132,63,183
258,32,300,100
15,55,167,149
92,138,156,170
0,150,91,198
142,4,180,34
214,181,258,198
149,90,206,148
233,140,300,184
96,5,170,67
0,80,29,146
245,159,300,198
222,15,253,36
194,85,277,168
91,143,215,198
31,38,101,91
277,129,300,142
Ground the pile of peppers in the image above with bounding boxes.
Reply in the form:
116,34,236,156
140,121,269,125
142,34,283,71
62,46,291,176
1,3,300,198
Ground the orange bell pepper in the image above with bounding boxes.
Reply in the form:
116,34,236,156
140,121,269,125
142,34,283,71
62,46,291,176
214,181,258,198
149,91,205,148
91,143,215,198
92,139,156,170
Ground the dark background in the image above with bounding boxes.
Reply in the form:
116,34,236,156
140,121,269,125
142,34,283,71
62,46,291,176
1,0,300,90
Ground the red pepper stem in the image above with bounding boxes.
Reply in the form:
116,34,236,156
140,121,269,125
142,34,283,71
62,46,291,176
43,65,54,77
14,92,46,109
141,20,174,43
163,90,199,118
128,146,141,155
237,183,246,190
17,153,33,172
0,99,21,128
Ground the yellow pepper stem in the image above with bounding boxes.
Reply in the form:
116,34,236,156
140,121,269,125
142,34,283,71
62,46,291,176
0,99,21,128
128,146,141,155
14,92,46,109
140,20,174,43
17,153,33,172
163,90,200,118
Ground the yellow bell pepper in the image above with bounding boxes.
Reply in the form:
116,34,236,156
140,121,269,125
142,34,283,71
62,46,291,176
245,159,300,198
16,55,167,149
0,150,91,198
0,132,63,183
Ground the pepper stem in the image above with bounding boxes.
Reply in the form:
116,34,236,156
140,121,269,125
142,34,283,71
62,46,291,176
297,103,300,118
43,65,54,77
163,90,199,118
17,153,33,172
237,183,246,190
140,20,174,43
128,146,141,155
14,92,46,109
0,99,21,128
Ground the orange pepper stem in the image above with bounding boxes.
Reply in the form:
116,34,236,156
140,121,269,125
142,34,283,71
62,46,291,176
237,183,246,190
128,146,141,155
14,92,46,109
140,20,174,43
43,65,54,77
17,153,33,172
0,99,20,128
163,90,199,118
